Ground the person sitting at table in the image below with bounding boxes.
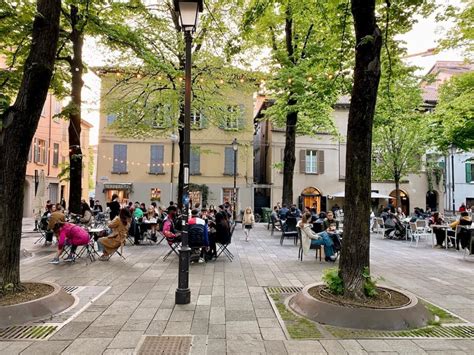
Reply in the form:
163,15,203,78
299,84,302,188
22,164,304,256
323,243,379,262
448,211,472,249
396,207,406,220
48,212,90,264
162,205,181,243
188,209,209,262
429,212,446,248
145,206,158,242
97,208,132,260
80,202,93,226
323,211,340,230
270,206,281,231
299,212,336,262
208,208,230,259
93,200,103,215
133,202,144,219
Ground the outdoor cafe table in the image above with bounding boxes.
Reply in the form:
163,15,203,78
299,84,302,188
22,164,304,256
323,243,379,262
431,224,453,250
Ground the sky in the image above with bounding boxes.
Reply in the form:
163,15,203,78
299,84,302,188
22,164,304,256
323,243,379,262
82,0,466,146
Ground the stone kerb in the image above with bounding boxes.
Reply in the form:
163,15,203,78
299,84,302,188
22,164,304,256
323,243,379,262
289,282,432,331
0,282,75,328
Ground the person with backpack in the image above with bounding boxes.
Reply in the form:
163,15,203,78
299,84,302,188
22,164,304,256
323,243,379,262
188,209,209,263
242,207,255,242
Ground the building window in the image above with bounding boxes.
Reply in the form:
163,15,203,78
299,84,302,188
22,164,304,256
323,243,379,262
107,114,117,126
221,105,245,130
466,162,474,183
53,100,61,122
151,188,161,202
34,139,47,164
223,188,238,206
224,147,237,175
112,144,127,174
191,111,204,129
151,104,171,129
53,143,59,167
299,149,325,175
28,144,32,162
190,147,200,175
150,145,164,174
306,150,318,173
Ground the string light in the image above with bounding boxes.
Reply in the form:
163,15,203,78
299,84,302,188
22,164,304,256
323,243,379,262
307,76,313,82
328,74,333,80
157,76,162,80
219,79,224,84
199,78,204,83
136,74,142,79
239,78,245,83
287,78,292,84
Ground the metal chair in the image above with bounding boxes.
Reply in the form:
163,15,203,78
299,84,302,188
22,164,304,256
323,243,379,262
409,222,431,247
375,218,385,237
297,228,322,262
280,217,298,246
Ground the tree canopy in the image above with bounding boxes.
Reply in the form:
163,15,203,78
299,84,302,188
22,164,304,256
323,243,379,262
430,71,474,151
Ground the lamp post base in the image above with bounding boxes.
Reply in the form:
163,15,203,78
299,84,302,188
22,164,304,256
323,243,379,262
175,245,191,304
175,287,191,304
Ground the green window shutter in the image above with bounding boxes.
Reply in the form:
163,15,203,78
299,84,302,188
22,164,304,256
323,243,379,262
201,112,208,129
113,144,127,173
299,149,306,174
224,147,235,175
238,104,246,130
150,145,164,174
190,147,200,175
317,150,325,174
466,163,472,183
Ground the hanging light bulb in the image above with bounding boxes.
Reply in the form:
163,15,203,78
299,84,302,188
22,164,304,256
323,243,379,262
307,76,313,82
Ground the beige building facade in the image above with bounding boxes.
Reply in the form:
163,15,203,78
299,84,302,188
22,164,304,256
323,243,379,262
95,75,255,211
254,96,440,215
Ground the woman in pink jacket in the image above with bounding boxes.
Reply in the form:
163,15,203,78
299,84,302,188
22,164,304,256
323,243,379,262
48,212,90,264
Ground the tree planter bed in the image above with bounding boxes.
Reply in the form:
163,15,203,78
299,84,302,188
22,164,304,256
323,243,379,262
0,282,75,328
289,283,432,330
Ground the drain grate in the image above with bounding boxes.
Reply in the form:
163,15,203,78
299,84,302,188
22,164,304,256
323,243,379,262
0,325,58,340
266,286,302,294
62,286,79,294
136,336,192,355
327,325,474,339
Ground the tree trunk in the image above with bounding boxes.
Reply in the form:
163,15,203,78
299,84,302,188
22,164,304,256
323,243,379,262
394,175,401,211
0,0,61,289
339,0,382,300
282,99,297,206
67,5,84,214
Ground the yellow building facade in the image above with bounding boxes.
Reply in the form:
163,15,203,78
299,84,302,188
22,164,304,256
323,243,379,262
95,74,255,211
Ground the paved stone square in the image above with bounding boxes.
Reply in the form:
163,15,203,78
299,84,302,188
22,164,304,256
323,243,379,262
1,220,473,354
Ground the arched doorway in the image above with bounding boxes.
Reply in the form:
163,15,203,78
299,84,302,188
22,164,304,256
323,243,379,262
389,189,410,215
426,190,438,212
301,187,323,213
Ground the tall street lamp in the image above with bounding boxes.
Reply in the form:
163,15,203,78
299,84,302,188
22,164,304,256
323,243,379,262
450,145,456,213
170,133,178,203
174,0,203,305
232,138,238,221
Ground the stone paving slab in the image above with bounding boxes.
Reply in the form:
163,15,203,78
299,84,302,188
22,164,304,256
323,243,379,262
1,222,473,354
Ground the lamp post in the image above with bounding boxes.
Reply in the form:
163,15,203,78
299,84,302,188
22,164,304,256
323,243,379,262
174,0,203,305
170,133,178,202
232,138,238,221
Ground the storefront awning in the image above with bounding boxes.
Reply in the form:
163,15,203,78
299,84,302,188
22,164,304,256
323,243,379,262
103,183,133,191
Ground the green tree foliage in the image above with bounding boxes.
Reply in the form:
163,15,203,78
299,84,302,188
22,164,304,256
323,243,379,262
241,0,352,205
438,0,473,60
372,64,430,206
430,71,474,151
102,0,257,138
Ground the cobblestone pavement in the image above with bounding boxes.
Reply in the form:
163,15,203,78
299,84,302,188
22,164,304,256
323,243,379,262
0,220,473,354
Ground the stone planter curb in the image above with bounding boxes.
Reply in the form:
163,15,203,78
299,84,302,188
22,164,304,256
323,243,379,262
0,281,75,328
289,282,432,330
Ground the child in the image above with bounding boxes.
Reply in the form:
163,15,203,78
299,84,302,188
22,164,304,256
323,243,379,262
242,207,255,242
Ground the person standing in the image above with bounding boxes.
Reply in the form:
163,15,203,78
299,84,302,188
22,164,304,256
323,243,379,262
108,194,121,220
242,207,255,242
